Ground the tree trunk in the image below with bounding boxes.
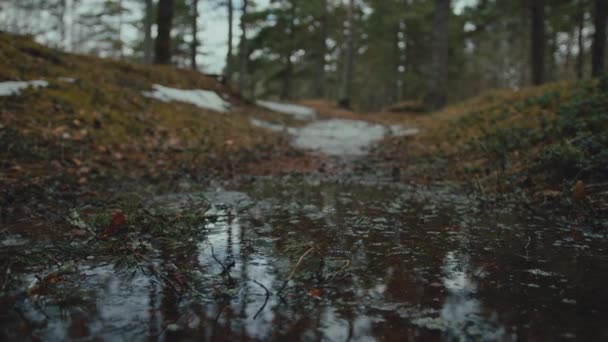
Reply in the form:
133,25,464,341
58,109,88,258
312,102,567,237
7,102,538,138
530,0,545,85
58,0,67,49
190,0,199,70
225,0,234,83
239,0,248,94
592,0,607,77
280,1,296,100
143,0,154,63
577,2,585,79
338,0,355,109
155,0,174,65
424,0,450,111
315,0,327,98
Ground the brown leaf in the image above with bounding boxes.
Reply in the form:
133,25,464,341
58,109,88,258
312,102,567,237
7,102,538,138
308,288,322,298
572,180,586,200
100,211,126,239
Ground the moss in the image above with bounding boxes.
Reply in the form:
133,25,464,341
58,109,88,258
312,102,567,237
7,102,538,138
0,32,288,189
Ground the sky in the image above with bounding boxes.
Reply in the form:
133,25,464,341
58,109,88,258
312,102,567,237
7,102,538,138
199,0,477,74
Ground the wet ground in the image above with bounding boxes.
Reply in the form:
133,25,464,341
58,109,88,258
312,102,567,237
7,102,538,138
2,116,608,341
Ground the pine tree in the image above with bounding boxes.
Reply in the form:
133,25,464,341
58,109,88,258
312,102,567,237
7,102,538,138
425,0,450,110
155,0,175,64
592,0,607,76
531,0,546,85
338,0,355,108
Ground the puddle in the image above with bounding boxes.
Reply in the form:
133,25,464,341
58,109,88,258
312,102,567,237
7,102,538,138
2,177,608,340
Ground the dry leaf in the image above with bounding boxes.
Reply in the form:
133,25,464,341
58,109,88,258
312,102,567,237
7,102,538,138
100,211,126,239
572,180,586,200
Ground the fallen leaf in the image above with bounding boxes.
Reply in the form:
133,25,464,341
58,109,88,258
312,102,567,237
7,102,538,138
100,211,126,239
572,180,586,200
28,272,64,295
308,288,322,298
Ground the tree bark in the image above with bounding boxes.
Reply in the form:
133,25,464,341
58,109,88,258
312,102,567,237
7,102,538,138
190,0,199,70
143,0,154,63
592,0,607,77
225,0,234,83
577,2,585,79
239,0,248,94
155,0,174,65
530,0,545,85
315,0,327,98
338,0,355,109
424,0,450,111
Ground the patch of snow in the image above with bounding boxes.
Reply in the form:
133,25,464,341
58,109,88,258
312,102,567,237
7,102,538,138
390,125,420,137
0,80,48,96
257,100,317,120
250,117,419,156
293,119,387,156
143,84,230,113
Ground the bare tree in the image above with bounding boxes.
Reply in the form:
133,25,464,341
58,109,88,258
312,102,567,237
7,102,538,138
155,0,174,64
592,0,607,77
190,0,199,69
424,0,450,110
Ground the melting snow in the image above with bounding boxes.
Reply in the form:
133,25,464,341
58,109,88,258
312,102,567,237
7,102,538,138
251,118,418,156
0,80,48,96
293,119,387,155
390,125,420,137
143,84,230,113
249,118,293,133
257,100,317,120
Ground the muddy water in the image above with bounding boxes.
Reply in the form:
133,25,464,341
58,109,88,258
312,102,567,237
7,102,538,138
3,175,608,341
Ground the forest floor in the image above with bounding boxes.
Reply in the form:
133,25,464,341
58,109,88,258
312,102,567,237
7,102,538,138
1,34,608,341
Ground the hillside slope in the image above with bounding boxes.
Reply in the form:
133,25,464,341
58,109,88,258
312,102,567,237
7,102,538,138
0,34,304,184
0,34,301,220
376,80,608,224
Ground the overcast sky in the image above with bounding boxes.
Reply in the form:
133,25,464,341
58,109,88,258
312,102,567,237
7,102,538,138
195,0,476,74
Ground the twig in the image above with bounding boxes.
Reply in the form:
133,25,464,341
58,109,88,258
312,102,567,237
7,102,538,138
524,235,531,260
209,243,234,283
325,260,351,283
252,280,271,320
277,246,316,295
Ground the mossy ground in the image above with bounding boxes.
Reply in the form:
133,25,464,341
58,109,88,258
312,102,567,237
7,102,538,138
0,34,302,224
376,79,608,226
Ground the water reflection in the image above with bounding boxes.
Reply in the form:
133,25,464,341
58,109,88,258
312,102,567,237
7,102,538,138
2,178,608,341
